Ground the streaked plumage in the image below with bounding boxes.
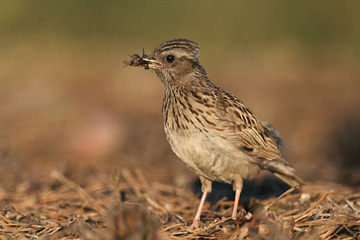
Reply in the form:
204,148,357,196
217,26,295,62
125,39,304,229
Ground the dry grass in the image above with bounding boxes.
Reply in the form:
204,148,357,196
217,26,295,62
1,167,359,239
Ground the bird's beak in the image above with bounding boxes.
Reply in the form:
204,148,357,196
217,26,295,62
142,56,163,69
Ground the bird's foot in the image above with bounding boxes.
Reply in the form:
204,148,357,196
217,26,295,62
231,208,247,220
188,218,200,230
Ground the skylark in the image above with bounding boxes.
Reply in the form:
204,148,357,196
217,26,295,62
124,39,304,229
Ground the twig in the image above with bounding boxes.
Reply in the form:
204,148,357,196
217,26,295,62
264,185,300,210
121,168,143,198
205,197,227,219
50,170,105,214
144,193,168,214
135,168,150,189
296,221,360,227
294,194,328,223
162,223,186,232
192,217,232,234
346,199,358,213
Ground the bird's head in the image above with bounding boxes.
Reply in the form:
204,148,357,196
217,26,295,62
126,39,204,85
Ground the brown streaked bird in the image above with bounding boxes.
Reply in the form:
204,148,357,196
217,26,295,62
124,39,304,229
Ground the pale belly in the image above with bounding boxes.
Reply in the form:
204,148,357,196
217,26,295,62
164,126,261,184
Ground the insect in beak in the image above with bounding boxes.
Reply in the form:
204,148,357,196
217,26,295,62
124,48,162,70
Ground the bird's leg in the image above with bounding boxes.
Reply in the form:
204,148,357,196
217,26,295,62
190,177,212,230
232,180,243,219
190,189,208,229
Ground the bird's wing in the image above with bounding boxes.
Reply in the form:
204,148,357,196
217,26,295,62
189,87,304,186
212,90,283,162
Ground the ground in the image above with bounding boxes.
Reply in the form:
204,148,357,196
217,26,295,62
0,165,359,239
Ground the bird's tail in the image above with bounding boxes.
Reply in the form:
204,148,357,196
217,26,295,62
264,158,305,187
273,172,304,187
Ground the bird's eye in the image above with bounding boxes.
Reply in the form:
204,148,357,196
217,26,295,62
166,55,175,63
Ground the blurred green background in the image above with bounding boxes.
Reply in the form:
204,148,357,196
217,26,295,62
1,1,360,187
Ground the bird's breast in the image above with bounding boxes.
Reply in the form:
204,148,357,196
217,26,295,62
162,101,260,183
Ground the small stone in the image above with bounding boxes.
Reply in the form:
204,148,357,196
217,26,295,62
244,211,253,221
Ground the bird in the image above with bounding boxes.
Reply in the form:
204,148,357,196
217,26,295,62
124,39,304,229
